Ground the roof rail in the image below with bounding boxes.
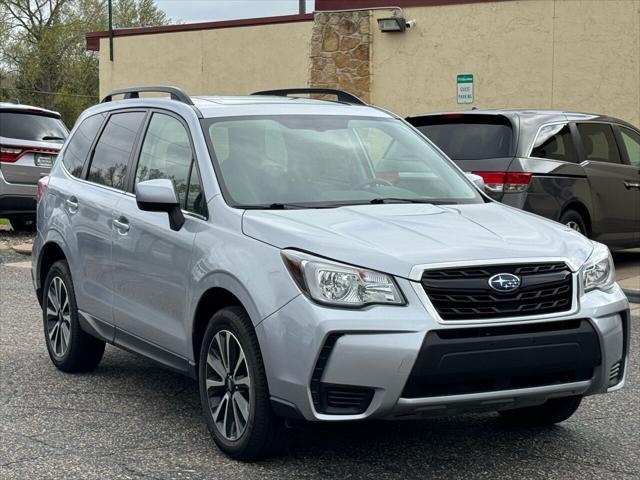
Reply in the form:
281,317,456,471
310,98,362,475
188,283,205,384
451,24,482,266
101,86,193,105
251,88,366,106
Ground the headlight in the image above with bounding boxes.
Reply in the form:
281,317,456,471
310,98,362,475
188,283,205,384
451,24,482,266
581,242,616,293
281,250,405,307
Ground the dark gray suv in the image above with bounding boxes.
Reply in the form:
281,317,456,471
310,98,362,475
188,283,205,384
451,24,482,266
406,111,640,250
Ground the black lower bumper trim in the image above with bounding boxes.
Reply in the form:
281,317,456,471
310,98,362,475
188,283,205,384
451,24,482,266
402,319,601,398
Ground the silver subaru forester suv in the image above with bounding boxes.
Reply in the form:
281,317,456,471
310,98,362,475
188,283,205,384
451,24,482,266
32,86,630,460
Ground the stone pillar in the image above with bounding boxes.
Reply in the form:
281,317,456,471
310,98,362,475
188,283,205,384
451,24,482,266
309,11,372,103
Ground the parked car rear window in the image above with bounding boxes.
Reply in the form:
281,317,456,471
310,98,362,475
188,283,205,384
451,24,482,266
87,111,145,190
62,113,106,178
576,123,621,164
531,124,577,161
413,116,513,160
0,111,67,142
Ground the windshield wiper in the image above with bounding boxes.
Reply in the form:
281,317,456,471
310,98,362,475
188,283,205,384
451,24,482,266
367,198,451,205
241,203,334,210
42,135,65,142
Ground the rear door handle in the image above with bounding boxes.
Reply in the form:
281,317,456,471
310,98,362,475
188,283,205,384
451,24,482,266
65,196,79,213
113,217,130,234
623,181,640,190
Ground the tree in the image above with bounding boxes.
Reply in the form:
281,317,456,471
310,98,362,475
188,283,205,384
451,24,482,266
0,0,170,126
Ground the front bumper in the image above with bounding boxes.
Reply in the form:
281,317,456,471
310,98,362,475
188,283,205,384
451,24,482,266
257,275,629,422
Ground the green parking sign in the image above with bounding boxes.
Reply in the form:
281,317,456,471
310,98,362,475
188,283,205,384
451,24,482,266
457,74,474,104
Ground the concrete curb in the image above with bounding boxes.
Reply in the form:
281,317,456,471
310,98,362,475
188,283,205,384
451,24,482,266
12,243,33,255
623,289,640,304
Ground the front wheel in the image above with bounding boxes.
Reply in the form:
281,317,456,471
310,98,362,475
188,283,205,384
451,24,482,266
499,396,582,427
198,306,286,460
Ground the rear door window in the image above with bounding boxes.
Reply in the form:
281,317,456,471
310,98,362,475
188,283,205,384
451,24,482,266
576,123,621,164
619,127,640,167
531,124,577,161
62,113,106,177
0,111,68,142
87,111,145,190
412,116,513,160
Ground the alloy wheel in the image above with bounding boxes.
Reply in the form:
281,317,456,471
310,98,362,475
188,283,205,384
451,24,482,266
206,330,251,441
46,276,71,357
566,221,582,233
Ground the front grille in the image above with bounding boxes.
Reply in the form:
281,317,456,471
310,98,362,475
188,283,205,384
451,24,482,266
421,262,573,320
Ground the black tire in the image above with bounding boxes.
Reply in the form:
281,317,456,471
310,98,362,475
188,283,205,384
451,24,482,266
559,209,587,237
9,216,36,232
499,396,582,427
42,260,105,372
198,306,286,460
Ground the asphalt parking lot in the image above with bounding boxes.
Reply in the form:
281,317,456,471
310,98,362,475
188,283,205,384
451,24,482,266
1,241,639,479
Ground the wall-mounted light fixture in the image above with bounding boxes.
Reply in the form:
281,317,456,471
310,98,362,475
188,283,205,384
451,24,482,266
317,6,415,34
377,16,406,32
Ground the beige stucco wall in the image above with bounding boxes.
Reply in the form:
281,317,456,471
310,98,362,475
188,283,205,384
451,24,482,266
99,20,313,98
98,1,639,126
371,0,640,126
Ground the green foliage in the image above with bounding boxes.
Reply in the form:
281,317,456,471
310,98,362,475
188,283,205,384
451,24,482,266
0,0,170,127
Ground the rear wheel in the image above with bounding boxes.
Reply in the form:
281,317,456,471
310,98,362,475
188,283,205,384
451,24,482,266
499,396,582,427
43,260,105,372
9,216,36,232
559,209,587,237
198,306,286,460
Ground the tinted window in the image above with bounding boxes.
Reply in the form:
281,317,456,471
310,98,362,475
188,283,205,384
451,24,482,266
577,123,621,164
0,111,67,142
531,124,577,161
185,166,207,216
62,113,105,177
88,112,145,190
415,116,513,160
620,127,640,167
136,113,194,207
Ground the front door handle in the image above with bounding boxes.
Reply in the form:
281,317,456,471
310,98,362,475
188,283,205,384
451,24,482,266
623,181,640,190
65,196,79,213
113,217,130,234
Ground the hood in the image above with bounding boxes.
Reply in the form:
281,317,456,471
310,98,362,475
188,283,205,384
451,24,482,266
242,202,594,279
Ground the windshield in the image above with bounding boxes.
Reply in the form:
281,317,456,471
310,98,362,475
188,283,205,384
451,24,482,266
414,116,513,160
202,115,482,208
0,112,68,143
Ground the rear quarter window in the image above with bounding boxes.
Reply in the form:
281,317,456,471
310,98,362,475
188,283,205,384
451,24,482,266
0,111,67,142
413,115,513,160
62,113,106,178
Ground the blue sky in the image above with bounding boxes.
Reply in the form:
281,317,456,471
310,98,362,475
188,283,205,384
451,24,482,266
155,0,315,23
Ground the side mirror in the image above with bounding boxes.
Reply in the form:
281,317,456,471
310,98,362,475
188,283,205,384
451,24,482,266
135,179,185,231
465,173,485,191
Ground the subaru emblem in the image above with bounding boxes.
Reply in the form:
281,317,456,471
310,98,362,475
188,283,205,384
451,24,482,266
488,273,521,292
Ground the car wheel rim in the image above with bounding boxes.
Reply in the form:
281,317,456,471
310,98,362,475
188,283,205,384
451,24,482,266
205,330,251,441
566,220,582,233
46,276,71,357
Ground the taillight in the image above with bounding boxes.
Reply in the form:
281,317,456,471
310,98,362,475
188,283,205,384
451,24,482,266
36,176,49,203
0,144,60,163
473,171,532,193
0,146,23,163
